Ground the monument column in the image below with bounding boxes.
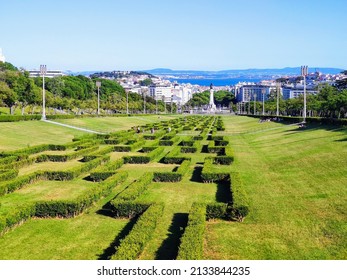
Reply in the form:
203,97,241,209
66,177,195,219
209,83,216,111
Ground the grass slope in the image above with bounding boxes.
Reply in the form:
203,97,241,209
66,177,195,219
204,116,347,260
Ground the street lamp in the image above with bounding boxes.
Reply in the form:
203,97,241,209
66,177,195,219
40,65,47,120
155,94,158,114
126,91,129,115
301,65,308,123
247,93,251,115
143,88,146,114
276,82,281,117
262,88,266,116
253,93,257,115
95,81,101,115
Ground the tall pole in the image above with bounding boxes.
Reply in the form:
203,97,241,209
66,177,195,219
262,89,265,116
247,94,250,115
155,95,158,114
276,82,280,117
253,93,256,115
171,95,173,114
143,89,146,114
301,65,308,123
96,81,101,115
40,65,47,120
126,91,129,114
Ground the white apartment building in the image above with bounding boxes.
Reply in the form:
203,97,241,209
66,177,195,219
282,86,317,100
149,85,173,103
236,85,273,102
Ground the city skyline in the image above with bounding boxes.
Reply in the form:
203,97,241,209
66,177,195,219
1,0,347,71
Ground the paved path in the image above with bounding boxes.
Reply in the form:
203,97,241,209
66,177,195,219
42,119,106,134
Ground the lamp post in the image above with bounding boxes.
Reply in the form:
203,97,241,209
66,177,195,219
301,65,308,123
40,65,47,120
171,95,173,114
247,93,251,115
262,88,266,116
253,93,257,115
143,88,146,114
155,94,158,114
126,91,129,115
96,81,101,115
276,82,280,117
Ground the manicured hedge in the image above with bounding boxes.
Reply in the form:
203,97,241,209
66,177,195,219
230,172,249,221
0,114,41,122
123,147,164,164
206,203,228,220
0,172,43,196
181,147,197,153
35,146,99,163
0,204,36,235
44,155,109,181
111,203,164,260
35,171,128,218
0,169,18,182
201,157,229,183
213,156,233,165
153,172,182,182
90,158,124,181
113,172,153,202
107,202,151,218
177,203,206,260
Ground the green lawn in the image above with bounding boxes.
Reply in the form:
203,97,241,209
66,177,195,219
203,116,347,260
0,115,346,260
0,115,177,151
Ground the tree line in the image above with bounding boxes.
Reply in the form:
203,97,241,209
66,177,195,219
0,62,171,115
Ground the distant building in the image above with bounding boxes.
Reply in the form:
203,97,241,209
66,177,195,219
282,86,318,100
0,48,5,62
236,85,272,102
149,85,172,102
28,69,65,78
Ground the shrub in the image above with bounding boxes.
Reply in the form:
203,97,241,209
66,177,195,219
35,171,128,218
177,203,206,260
230,172,249,221
206,203,228,220
111,203,164,260
0,169,18,182
213,156,233,165
153,172,182,182
113,172,153,203
113,145,131,152
44,155,109,181
181,147,197,153
108,202,151,218
0,115,41,122
201,157,229,183
0,172,43,196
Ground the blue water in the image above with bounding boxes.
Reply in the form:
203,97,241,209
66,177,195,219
168,78,263,86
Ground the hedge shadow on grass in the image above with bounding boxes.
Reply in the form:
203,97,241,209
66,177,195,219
155,213,188,260
215,181,232,203
97,217,138,260
190,166,203,183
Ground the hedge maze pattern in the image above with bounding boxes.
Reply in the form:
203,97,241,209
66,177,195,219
0,116,249,260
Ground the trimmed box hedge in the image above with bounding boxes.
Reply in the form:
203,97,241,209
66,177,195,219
177,202,206,260
111,203,164,260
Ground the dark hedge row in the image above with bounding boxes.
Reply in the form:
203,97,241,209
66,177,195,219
153,158,191,182
111,203,164,260
109,172,154,217
90,158,124,182
230,172,249,221
0,114,41,122
0,171,128,234
44,155,109,181
0,169,18,182
201,157,229,183
35,171,128,218
177,203,206,260
123,146,164,164
0,172,43,196
35,146,99,163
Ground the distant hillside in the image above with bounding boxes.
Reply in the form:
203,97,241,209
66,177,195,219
144,67,345,78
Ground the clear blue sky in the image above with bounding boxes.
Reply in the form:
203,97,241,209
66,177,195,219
1,0,346,71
